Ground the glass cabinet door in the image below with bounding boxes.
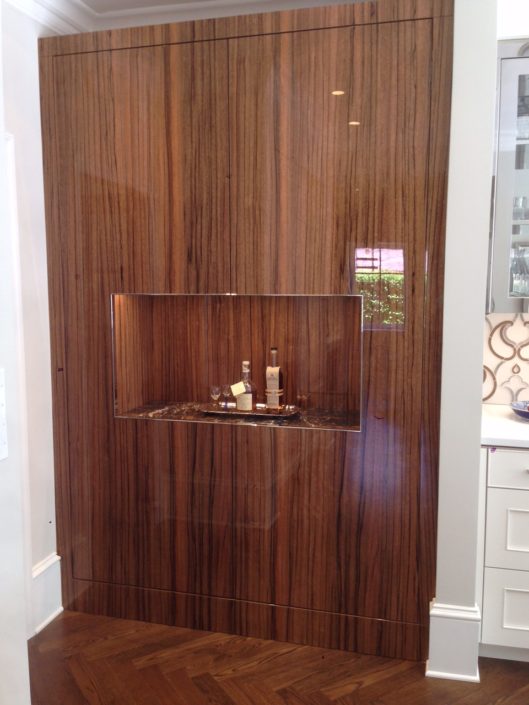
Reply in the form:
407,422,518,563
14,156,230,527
491,57,529,311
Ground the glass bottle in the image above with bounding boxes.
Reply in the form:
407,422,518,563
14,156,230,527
266,347,284,410
236,360,256,411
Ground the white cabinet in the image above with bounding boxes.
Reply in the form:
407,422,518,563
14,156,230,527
489,53,529,311
486,488,529,571
488,449,529,490
482,568,529,647
481,448,529,649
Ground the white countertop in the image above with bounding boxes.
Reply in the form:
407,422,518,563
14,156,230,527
482,403,529,448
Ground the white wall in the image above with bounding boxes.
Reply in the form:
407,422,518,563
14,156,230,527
0,6,32,702
3,2,56,573
427,0,498,683
498,0,529,40
2,2,61,637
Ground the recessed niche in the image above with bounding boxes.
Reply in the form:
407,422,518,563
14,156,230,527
112,294,362,431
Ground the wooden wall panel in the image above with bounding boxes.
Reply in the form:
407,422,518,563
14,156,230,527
45,38,230,595
40,0,453,660
73,407,419,621
103,420,178,589
224,18,435,629
274,432,349,614
273,428,421,624
77,421,239,596
229,21,431,297
174,424,235,598
231,426,276,604
52,42,230,296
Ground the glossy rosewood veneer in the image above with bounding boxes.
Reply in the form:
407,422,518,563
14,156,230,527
39,0,454,660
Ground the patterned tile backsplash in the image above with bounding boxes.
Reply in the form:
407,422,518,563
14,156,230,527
484,313,529,403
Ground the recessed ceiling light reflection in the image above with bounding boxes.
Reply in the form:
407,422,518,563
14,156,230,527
349,121,360,126
331,90,345,96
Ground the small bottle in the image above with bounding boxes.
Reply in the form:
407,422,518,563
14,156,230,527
266,347,284,410
236,360,257,411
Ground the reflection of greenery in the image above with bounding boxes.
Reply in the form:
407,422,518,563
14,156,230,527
355,273,405,327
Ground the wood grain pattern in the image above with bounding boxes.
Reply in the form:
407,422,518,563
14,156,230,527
29,611,529,705
42,38,230,595
226,13,438,625
39,0,454,660
69,414,424,627
112,294,362,418
39,0,454,57
229,20,431,296
273,429,422,624
50,42,230,296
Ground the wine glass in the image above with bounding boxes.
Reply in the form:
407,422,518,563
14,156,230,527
221,384,232,410
210,385,221,407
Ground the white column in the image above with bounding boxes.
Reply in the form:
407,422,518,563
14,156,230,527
427,0,497,682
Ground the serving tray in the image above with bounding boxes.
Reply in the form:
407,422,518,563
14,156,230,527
200,402,300,419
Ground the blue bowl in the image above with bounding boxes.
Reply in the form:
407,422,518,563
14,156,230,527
511,401,529,420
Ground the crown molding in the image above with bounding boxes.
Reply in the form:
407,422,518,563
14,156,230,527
6,0,358,33
89,0,358,27
94,0,269,16
5,0,95,34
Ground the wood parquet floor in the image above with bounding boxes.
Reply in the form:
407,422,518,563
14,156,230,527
28,611,529,705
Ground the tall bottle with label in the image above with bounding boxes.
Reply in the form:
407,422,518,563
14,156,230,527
265,347,284,410
236,360,257,411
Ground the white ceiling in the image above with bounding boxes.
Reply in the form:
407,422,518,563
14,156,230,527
15,0,358,34
83,0,232,12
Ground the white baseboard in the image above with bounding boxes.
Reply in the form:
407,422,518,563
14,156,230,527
31,553,63,635
425,667,480,683
426,601,481,682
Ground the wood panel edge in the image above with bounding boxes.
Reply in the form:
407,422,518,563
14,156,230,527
417,12,454,622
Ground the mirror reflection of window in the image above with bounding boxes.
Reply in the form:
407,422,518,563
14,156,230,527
510,75,529,297
516,75,529,168
353,247,405,329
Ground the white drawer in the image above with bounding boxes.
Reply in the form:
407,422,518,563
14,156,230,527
482,567,529,648
485,488,529,571
488,449,529,490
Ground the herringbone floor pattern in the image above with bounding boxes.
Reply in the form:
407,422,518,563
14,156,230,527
28,611,529,704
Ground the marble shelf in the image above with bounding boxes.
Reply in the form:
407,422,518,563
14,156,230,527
118,401,361,432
